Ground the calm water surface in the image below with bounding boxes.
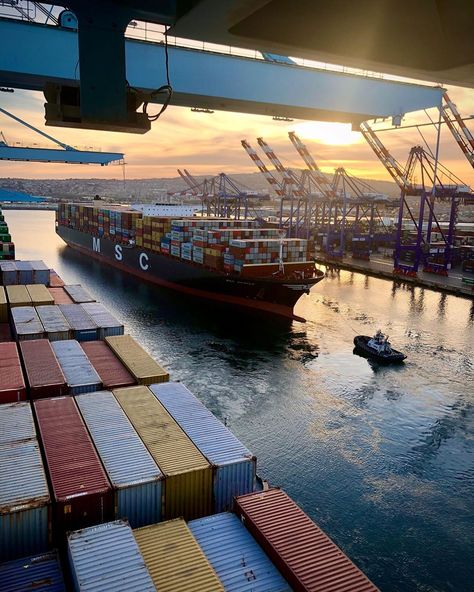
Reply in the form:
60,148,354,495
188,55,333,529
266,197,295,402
8,210,474,592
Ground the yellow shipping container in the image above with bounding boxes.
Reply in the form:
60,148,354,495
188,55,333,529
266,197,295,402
26,284,54,306
0,286,7,322
134,520,223,592
6,285,32,307
113,385,212,519
105,334,169,384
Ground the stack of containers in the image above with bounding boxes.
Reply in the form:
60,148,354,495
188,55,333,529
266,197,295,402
80,302,124,338
113,385,212,520
63,285,95,304
0,286,9,342
27,284,55,306
105,335,169,384
150,382,256,512
133,519,224,591
36,306,71,341
0,342,26,403
75,390,163,527
34,397,114,536
30,261,50,284
11,307,45,340
0,402,51,560
48,287,73,304
67,521,156,591
0,552,66,591
181,241,193,261
15,261,34,284
59,304,99,342
6,285,32,307
20,340,68,399
0,261,17,284
160,236,171,254
188,513,291,592
234,489,380,592
51,340,102,394
80,341,135,388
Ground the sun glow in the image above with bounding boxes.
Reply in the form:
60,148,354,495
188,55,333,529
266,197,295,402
292,121,362,146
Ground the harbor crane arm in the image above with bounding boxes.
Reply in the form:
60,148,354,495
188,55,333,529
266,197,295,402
440,92,474,168
241,139,286,197
256,137,305,197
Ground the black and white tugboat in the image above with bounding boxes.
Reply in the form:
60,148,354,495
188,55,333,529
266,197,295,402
354,330,406,363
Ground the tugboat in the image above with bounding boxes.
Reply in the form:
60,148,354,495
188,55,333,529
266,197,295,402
353,330,406,363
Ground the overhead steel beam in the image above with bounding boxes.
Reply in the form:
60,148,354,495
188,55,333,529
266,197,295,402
0,18,444,128
0,146,123,164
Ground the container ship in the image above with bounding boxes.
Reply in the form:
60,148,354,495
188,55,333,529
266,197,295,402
56,203,324,321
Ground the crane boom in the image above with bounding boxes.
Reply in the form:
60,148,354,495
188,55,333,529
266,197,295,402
441,92,474,168
287,131,335,198
256,137,305,197
241,139,285,196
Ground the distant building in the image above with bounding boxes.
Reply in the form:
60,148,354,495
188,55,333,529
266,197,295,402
0,188,46,202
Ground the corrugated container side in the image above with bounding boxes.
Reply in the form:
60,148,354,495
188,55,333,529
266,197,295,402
106,335,169,385
0,261,18,285
234,489,380,592
49,271,64,288
0,323,12,342
133,519,224,592
113,386,212,520
189,513,291,592
75,391,162,528
30,261,50,285
0,401,36,444
0,286,7,322
0,440,51,561
20,340,68,399
150,382,255,512
80,341,135,389
80,303,124,339
48,287,73,305
6,285,32,307
51,340,102,394
33,397,113,536
15,261,34,285
58,304,98,342
0,342,27,403
68,521,155,592
11,307,45,341
26,284,55,306
63,284,96,304
36,306,72,341
0,551,66,592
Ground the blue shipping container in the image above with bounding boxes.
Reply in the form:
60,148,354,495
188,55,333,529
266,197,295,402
68,521,155,592
189,513,291,592
80,303,124,339
0,552,66,592
0,402,36,445
15,261,34,284
58,304,98,342
75,391,163,527
149,382,256,512
30,261,50,285
51,340,102,395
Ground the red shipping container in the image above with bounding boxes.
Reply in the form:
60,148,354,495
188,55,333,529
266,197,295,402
34,397,113,537
0,323,12,342
234,488,379,592
80,341,135,389
0,342,27,403
20,339,68,399
48,287,73,305
49,271,65,287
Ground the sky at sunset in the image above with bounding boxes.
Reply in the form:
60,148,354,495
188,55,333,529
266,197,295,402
1,80,474,188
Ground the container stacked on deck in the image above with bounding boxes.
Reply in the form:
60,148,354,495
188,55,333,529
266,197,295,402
80,302,124,339
20,340,67,399
0,342,26,402
51,340,102,394
0,209,14,260
0,551,66,591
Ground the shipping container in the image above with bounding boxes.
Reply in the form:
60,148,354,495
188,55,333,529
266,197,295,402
11,307,45,341
106,335,169,385
113,385,212,520
20,340,68,399
189,513,290,592
36,306,72,341
0,342,26,403
234,489,380,592
80,341,134,388
58,304,98,341
0,286,7,322
68,521,155,592
150,383,255,512
30,261,50,285
76,391,162,527
0,440,51,560
51,340,102,395
133,519,224,592
0,551,66,592
49,271,64,288
15,261,34,284
81,303,124,338
27,284,55,306
0,401,36,444
63,284,95,304
0,261,17,285
48,287,73,305
0,323,11,342
6,284,32,307
34,397,113,537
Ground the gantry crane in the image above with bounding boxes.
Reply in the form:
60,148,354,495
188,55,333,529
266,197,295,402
440,92,474,168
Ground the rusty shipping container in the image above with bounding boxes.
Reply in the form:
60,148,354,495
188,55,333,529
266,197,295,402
113,385,212,520
48,287,73,305
0,342,27,403
33,397,113,537
106,335,169,385
80,341,135,389
20,340,68,399
234,489,379,592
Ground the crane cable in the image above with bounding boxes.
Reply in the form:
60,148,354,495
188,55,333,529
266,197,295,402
142,25,173,122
